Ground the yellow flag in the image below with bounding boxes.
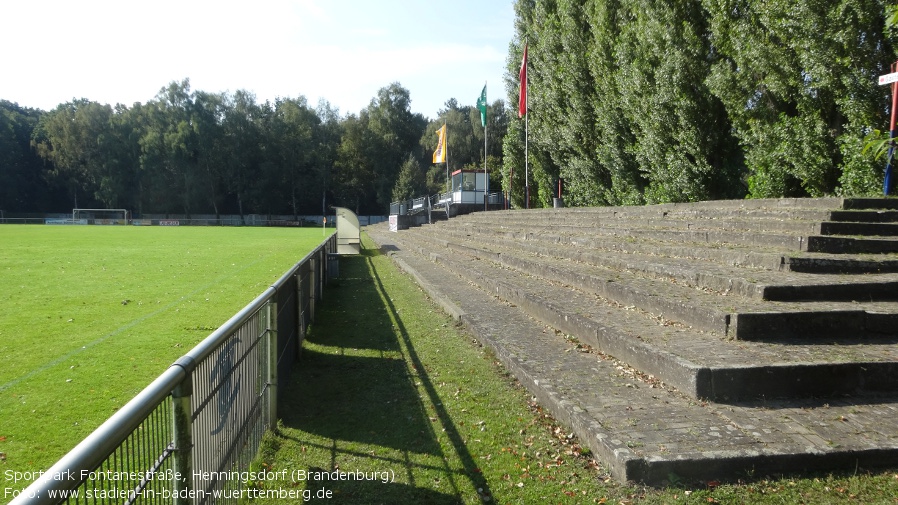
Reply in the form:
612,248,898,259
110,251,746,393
432,124,447,164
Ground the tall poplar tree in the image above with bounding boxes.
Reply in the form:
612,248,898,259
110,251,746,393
507,0,894,205
703,0,892,197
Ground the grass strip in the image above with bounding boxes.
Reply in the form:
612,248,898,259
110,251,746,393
0,225,329,479
248,234,898,504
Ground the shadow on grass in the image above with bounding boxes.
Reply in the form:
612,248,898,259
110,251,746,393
282,347,440,454
276,246,492,503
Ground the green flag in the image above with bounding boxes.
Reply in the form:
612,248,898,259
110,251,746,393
476,83,487,127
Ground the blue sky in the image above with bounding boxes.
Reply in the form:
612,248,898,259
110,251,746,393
1,0,517,119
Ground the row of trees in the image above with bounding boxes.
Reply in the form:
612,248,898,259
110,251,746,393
0,81,507,217
3,0,896,216
501,0,896,208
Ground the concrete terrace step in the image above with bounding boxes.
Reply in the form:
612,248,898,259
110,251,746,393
784,254,898,274
442,212,898,273
404,228,898,342
519,226,896,273
830,210,898,222
463,206,898,226
453,217,898,255
365,225,898,485
413,225,898,302
466,214,898,242
442,215,826,251
457,198,898,254
806,235,898,254
468,212,829,235
842,197,898,210
382,228,898,401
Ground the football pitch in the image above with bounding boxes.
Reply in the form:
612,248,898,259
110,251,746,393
0,225,331,479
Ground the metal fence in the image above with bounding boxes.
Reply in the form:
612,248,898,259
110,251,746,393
390,195,437,216
11,234,337,505
389,192,503,216
0,214,388,227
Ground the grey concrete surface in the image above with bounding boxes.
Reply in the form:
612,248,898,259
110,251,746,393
366,198,898,484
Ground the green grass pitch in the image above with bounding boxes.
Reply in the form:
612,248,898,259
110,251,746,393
0,225,330,481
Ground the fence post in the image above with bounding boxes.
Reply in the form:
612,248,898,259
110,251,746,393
170,357,196,505
309,256,317,323
296,270,305,360
320,248,328,290
267,299,278,430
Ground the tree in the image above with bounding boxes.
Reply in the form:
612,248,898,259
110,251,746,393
191,90,228,216
266,97,318,217
314,100,342,215
331,83,427,214
392,153,427,201
507,0,893,205
33,99,114,209
506,0,744,208
334,112,379,214
611,0,744,203
220,90,264,219
530,0,604,206
703,0,892,197
0,101,52,212
5,78,510,216
366,83,427,209
138,79,204,215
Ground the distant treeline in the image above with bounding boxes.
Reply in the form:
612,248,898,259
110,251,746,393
2,0,895,216
502,0,896,207
0,81,506,216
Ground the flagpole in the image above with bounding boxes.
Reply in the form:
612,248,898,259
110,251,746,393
886,61,898,196
517,42,528,210
523,44,529,209
435,124,449,214
484,81,488,211
508,163,513,210
446,125,450,214
440,124,447,203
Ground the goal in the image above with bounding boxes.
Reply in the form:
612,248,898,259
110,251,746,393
72,208,130,225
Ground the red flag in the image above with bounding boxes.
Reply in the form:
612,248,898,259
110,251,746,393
518,44,528,118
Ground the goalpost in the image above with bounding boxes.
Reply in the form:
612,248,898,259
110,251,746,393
72,208,130,225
